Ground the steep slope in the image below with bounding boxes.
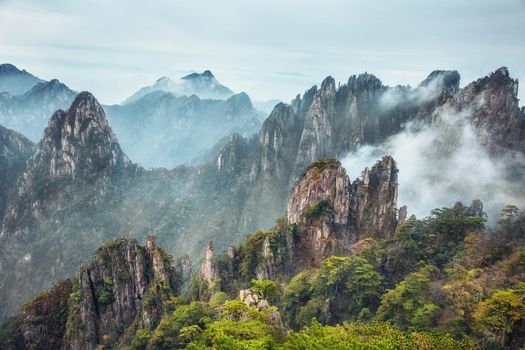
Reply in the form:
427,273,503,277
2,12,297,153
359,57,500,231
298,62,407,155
0,63,43,95
194,156,400,297
124,70,234,104
0,79,77,141
0,92,136,318
0,126,34,218
0,237,180,350
435,67,525,155
106,91,264,168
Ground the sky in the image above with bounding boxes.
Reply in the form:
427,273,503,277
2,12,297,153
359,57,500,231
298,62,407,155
0,0,524,105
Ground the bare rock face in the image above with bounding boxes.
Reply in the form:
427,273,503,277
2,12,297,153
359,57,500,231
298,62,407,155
286,156,399,266
294,77,337,174
216,133,247,174
259,103,303,185
437,67,525,155
64,237,179,350
0,237,179,350
201,241,217,286
350,155,399,239
18,279,72,350
0,125,34,218
1,92,132,239
287,158,351,226
32,91,130,180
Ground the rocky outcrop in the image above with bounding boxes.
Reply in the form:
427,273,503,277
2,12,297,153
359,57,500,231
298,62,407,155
64,236,179,349
1,92,132,239
453,200,485,218
238,289,285,333
0,237,180,350
201,241,217,286
293,77,337,174
212,156,401,288
436,67,525,155
0,92,137,320
287,156,399,266
17,279,72,350
350,155,399,239
0,125,34,218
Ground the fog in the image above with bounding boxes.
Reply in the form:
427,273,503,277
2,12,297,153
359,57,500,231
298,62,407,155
342,104,525,223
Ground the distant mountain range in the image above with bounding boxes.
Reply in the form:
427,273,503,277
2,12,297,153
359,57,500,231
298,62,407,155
0,64,269,167
0,63,44,95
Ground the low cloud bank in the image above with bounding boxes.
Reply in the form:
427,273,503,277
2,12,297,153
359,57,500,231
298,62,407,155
342,106,525,223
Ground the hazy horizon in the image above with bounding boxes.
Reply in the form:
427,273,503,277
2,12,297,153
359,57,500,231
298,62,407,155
1,0,524,105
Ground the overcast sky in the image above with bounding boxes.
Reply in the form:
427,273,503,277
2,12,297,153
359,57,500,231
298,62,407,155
1,0,524,104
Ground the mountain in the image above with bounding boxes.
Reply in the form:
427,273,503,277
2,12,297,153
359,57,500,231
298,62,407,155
0,126,34,218
0,156,404,349
106,91,265,168
0,79,78,141
124,70,234,104
0,67,524,322
2,153,524,349
0,63,44,95
0,92,137,318
0,236,182,350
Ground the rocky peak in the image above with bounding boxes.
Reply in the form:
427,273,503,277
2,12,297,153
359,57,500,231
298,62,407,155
347,72,383,95
216,133,246,174
350,155,399,239
2,238,180,350
183,70,215,80
287,158,350,226
30,92,130,180
442,67,525,155
419,70,461,100
291,85,318,119
291,155,397,239
259,103,303,181
453,199,485,218
293,78,337,174
0,63,26,75
23,79,75,99
67,238,179,349
201,241,217,286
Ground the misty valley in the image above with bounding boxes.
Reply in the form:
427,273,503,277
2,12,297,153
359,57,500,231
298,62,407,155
0,62,524,350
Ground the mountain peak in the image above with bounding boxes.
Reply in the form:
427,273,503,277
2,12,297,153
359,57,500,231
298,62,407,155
25,78,75,97
35,92,130,179
0,63,23,75
0,63,44,95
182,70,215,80
125,70,233,103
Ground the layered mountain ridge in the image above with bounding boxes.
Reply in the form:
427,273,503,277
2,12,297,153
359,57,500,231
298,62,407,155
0,66,523,321
0,64,44,96
0,78,78,141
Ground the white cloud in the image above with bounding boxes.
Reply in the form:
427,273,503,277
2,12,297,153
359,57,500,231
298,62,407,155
342,106,525,222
